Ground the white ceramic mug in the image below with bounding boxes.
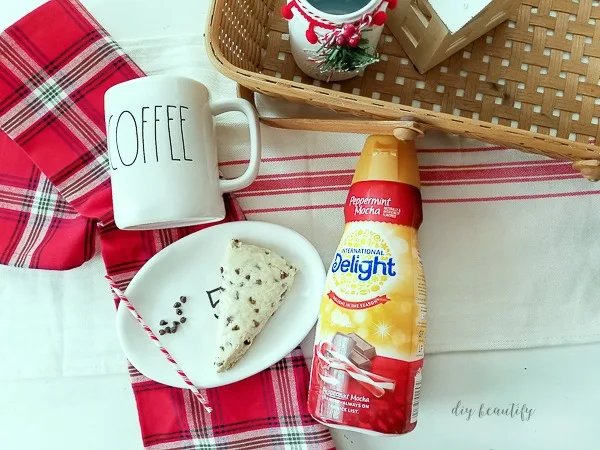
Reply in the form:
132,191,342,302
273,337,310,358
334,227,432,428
104,75,260,230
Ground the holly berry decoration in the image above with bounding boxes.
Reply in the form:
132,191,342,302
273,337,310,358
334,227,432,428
311,18,380,77
348,34,361,48
342,23,357,36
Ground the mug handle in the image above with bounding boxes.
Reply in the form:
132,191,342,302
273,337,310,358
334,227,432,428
210,99,261,193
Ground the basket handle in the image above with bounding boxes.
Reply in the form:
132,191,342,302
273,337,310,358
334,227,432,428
236,85,600,180
237,85,425,140
261,117,425,140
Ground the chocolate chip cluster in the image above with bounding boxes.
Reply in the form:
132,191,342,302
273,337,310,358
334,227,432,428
158,295,187,335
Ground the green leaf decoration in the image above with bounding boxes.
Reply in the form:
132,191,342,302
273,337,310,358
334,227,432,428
312,40,379,78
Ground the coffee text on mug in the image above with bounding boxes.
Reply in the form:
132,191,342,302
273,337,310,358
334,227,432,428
107,105,192,169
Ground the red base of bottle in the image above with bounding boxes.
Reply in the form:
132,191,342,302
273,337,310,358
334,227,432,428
308,351,423,435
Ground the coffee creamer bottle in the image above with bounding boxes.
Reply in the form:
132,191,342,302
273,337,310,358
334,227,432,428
308,135,426,435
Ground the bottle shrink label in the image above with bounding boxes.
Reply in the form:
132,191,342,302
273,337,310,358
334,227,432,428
308,180,426,435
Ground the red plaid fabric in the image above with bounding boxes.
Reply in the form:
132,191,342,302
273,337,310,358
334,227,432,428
0,129,96,269
0,1,334,448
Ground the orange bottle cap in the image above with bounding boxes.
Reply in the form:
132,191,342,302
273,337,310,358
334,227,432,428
352,136,421,189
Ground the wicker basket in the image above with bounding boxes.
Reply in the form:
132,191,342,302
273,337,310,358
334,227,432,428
207,0,600,180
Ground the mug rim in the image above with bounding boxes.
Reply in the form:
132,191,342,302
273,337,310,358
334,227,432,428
300,0,381,21
104,74,209,100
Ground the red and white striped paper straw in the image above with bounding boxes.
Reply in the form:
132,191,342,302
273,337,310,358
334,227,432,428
106,276,212,413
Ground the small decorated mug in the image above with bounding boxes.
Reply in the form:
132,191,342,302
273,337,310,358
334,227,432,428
282,0,396,82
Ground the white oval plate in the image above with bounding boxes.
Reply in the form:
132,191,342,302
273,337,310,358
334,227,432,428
116,221,325,388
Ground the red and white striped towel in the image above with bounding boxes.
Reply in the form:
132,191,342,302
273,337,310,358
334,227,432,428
233,129,600,352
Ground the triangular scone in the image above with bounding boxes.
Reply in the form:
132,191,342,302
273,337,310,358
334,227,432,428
215,239,297,372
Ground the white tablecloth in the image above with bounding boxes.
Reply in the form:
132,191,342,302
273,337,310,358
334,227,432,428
1,2,599,450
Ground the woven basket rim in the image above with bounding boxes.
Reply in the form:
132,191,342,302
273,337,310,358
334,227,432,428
206,0,600,162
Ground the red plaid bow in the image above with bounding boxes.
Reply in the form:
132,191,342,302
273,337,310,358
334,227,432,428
0,1,334,448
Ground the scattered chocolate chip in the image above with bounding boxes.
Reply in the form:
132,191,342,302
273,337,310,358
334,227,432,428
254,264,260,269
172,321,179,327
245,275,250,280
235,291,239,300
280,272,288,279
226,316,233,325
159,329,166,335
159,320,167,326
229,280,234,285
264,250,270,255
243,339,251,345
176,309,183,315
254,308,259,313
232,325,240,331
173,302,181,308
253,320,260,327
216,362,224,367
235,268,240,275
232,239,241,247
249,297,256,305
271,302,275,308
220,346,225,351
171,326,178,334
180,317,187,323
220,267,224,273
165,326,172,334
256,279,262,285
238,282,245,287
180,296,187,303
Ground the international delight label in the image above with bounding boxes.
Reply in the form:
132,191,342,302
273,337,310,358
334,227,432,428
308,180,427,435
